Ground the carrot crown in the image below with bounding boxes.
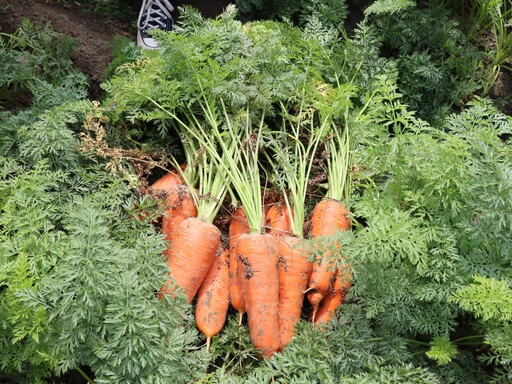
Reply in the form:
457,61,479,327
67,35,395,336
317,82,357,202
265,80,340,238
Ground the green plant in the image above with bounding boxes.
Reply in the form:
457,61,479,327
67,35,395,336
445,0,512,75
0,113,210,382
1,3,512,382
346,92,512,380
365,1,488,125
0,20,88,113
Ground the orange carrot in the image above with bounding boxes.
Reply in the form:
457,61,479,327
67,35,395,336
313,268,351,325
160,217,221,303
307,198,350,319
277,235,312,349
195,247,230,351
149,170,182,194
148,164,187,223
239,233,280,358
161,184,197,249
150,163,187,190
228,207,250,324
265,202,292,237
310,198,350,237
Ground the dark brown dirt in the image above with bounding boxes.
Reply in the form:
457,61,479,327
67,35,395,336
489,70,512,116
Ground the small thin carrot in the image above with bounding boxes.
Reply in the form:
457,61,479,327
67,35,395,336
313,268,351,325
265,202,292,237
307,198,350,320
195,246,230,351
239,233,280,358
160,217,221,303
277,235,312,349
229,207,250,324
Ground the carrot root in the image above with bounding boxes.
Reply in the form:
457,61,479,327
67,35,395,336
277,236,312,349
229,207,249,315
161,217,220,303
313,269,351,325
239,233,280,358
265,202,292,237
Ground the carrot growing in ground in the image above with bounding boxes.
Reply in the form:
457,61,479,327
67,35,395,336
195,246,230,350
266,98,330,349
229,206,249,324
307,85,355,322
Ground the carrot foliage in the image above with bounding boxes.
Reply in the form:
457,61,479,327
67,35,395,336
1,3,512,383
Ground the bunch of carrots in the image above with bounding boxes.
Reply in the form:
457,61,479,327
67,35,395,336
139,84,356,358
149,169,351,358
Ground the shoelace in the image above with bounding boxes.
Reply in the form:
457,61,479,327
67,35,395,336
138,0,174,30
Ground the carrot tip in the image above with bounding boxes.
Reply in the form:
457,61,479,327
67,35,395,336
311,305,318,324
303,287,314,294
206,336,211,352
238,312,244,326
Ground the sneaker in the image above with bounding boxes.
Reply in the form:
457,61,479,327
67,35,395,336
137,0,174,50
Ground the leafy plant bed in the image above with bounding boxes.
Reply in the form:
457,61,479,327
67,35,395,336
1,1,512,383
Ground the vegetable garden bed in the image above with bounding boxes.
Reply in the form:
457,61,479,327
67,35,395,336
1,1,511,383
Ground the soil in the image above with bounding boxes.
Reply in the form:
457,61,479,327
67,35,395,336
489,70,512,116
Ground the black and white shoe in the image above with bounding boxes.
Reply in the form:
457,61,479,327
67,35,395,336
137,0,174,50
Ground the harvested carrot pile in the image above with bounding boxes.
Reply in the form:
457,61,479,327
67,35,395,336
146,84,354,357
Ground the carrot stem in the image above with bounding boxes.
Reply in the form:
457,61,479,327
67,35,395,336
76,367,95,384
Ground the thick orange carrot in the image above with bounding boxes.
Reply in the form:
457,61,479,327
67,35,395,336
239,233,280,358
307,198,350,317
160,217,221,303
265,202,292,237
150,163,187,191
277,235,312,349
313,268,351,325
310,198,350,237
195,247,230,351
229,207,250,322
